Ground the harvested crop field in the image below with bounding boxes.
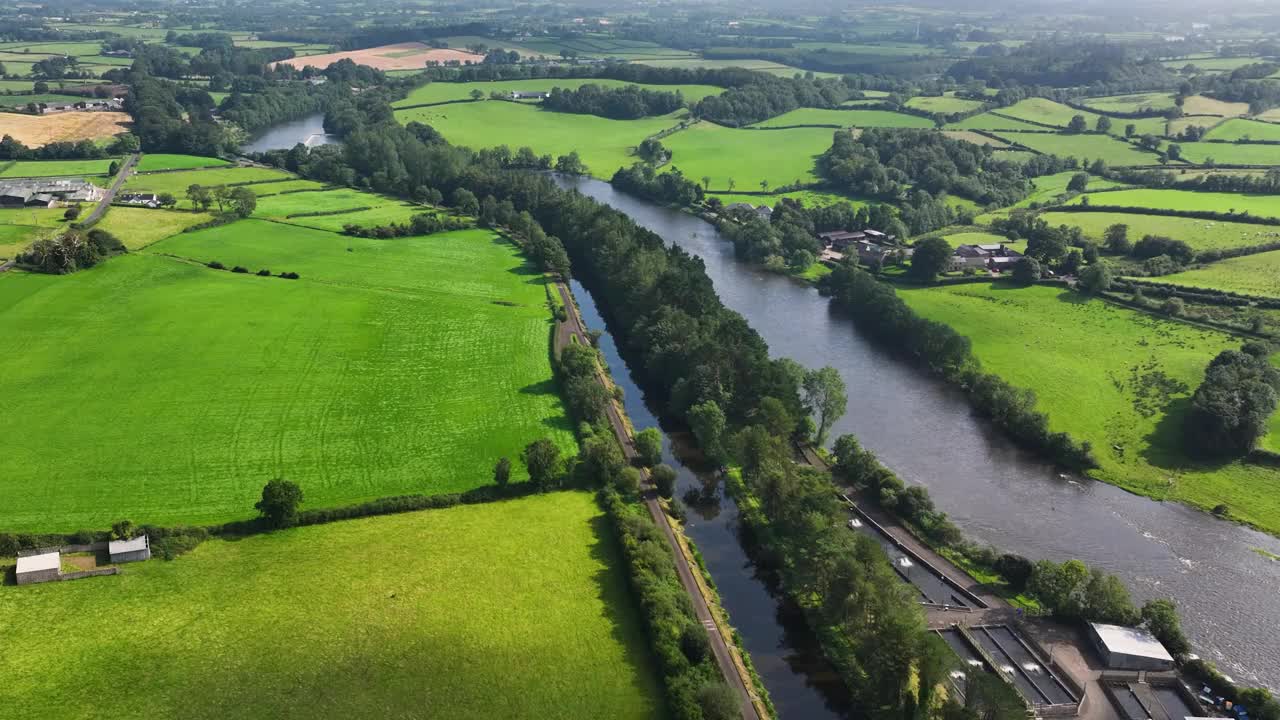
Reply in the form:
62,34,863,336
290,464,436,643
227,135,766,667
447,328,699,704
0,226,574,531
941,130,1008,147
275,42,484,71
1181,95,1250,117
0,111,130,147
1079,92,1176,114
0,492,666,720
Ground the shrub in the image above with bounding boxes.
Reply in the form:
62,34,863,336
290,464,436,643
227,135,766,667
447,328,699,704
110,519,136,540
680,623,711,664
257,269,270,276
994,553,1034,591
634,427,663,467
280,271,300,279
71,529,96,544
255,478,305,529
493,457,511,486
698,683,741,720
651,463,678,499
207,260,225,270
231,265,248,273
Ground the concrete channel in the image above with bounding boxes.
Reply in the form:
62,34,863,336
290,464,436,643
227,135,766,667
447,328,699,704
971,625,1078,706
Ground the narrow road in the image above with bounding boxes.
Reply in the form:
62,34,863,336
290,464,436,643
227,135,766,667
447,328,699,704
554,282,763,720
83,152,139,226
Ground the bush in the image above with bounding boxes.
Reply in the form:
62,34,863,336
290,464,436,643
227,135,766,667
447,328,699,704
111,519,136,540
651,463,678,499
207,260,225,270
231,265,248,273
698,683,741,720
680,623,711,664
994,553,1034,591
279,271,300,279
257,268,270,276
254,478,305,529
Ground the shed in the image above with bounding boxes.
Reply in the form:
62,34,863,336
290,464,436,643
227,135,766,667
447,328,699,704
1088,622,1175,671
109,535,151,563
15,551,61,585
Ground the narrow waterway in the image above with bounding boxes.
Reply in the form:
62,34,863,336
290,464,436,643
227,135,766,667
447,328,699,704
239,113,339,154
556,175,1280,692
571,279,855,719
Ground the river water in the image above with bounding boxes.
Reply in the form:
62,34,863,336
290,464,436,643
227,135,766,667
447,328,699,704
555,175,1280,693
239,113,340,154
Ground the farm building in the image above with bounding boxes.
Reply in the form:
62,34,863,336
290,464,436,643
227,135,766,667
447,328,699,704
118,193,161,207
15,551,61,585
108,535,151,564
948,243,1022,271
1087,622,1176,671
0,179,103,206
819,229,899,250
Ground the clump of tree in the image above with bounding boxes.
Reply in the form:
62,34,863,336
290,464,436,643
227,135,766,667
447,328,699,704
255,478,304,529
1185,342,1280,457
543,84,685,120
17,229,126,274
611,164,704,207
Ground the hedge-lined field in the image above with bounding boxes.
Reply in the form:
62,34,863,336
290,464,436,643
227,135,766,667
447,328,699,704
0,493,665,720
135,154,233,172
748,108,932,129
391,78,723,108
663,122,834,189
1160,250,1280,298
1038,211,1280,253
904,95,985,114
97,207,217,249
394,101,676,179
998,98,1102,128
898,282,1280,535
124,166,295,200
0,207,67,259
993,131,1160,166
1178,142,1280,166
0,227,573,531
1064,189,1280,218
946,112,1064,132
1079,92,1177,114
0,158,117,177
252,188,429,231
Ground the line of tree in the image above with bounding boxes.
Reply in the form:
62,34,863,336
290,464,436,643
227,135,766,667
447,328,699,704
16,228,126,275
691,73,856,127
543,83,686,120
340,212,471,238
0,133,139,160
610,164,705,207
1110,166,1280,195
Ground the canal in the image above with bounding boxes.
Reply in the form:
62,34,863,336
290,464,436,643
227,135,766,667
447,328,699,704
555,175,1280,693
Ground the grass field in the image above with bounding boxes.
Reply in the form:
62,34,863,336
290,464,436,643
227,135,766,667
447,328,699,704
0,93,89,108
1164,58,1263,74
1038,211,1280,253
251,179,330,196
251,188,428,231
663,122,833,189
709,189,870,209
1202,118,1280,142
0,207,68,259
0,158,116,177
1008,171,1129,209
395,101,676,179
946,112,1058,132
1181,95,1250,117
997,98,1101,128
905,95,985,115
1168,116,1223,137
0,492,666,720
135,154,233,172
992,131,1160,166
1177,142,1280,166
0,226,574,531
1065,189,1280,218
898,282,1280,535
749,108,933,129
939,230,1012,248
96,207,216,249
124,167,296,199
1159,250,1280,298
391,79,723,108
634,57,830,77
1080,92,1177,114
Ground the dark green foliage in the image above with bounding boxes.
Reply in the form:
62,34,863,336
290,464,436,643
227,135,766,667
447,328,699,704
1078,262,1112,294
544,84,686,120
651,464,678,499
1133,235,1194,264
17,228,126,275
691,73,855,127
255,478,305,529
689,401,728,466
110,519,136,540
994,553,1035,591
909,236,953,282
635,428,663,468
1028,559,1138,624
697,683,740,720
493,457,511,487
1012,257,1042,285
680,624,710,664
1185,344,1280,457
1141,598,1191,659
611,164,704,206
521,438,563,491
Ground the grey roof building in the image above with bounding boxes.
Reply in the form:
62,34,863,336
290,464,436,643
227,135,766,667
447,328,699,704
0,179,103,205
108,535,151,564
15,551,61,585
1087,622,1176,671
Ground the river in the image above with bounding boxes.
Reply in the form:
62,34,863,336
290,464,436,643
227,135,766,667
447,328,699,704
239,113,340,154
555,175,1280,693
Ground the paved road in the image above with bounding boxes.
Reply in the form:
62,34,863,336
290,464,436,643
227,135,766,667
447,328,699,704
554,282,762,720
83,152,138,226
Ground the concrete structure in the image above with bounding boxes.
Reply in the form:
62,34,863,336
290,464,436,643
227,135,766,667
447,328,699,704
949,243,1022,272
1088,622,1176,671
108,535,150,563
117,192,160,207
0,179,104,206
510,90,550,100
15,551,61,585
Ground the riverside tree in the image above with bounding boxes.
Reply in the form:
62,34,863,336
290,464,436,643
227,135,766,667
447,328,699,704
803,367,848,447
1185,344,1280,457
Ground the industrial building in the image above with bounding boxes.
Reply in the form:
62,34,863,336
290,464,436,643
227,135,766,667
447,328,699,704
1088,622,1176,671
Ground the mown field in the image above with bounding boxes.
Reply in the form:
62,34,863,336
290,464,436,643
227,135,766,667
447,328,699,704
251,188,429,232
997,98,1101,128
0,158,116,177
1158,250,1280,298
1180,95,1250,117
0,493,666,720
662,122,833,189
1009,171,1129,208
1065,189,1280,218
395,101,675,179
1038,211,1280,253
124,167,297,202
940,130,1009,147
1079,92,1176,114
898,282,1280,535
135,154,233,172
904,95,985,114
946,113,1063,132
748,108,932,129
0,226,574,531
992,131,1160,166
96,207,216,249
1177,142,1280,166
709,189,869,209
0,207,67,259
391,78,724,108
1202,118,1280,143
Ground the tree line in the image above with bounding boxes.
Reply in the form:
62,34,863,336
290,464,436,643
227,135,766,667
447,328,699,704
543,83,686,120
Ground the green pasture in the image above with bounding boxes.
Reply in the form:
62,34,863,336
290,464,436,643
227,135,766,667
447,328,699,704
709,189,869,210
899,282,1280,536
124,167,296,200
395,101,676,179
997,98,1101,128
1204,119,1280,142
1178,142,1280,166
0,41,104,56
251,188,429,231
0,93,88,108
1064,189,1280,218
135,154,233,172
904,95,985,115
992,132,1160,166
663,122,833,190
946,113,1053,132
939,231,1013,248
0,227,573,531
0,207,68,259
392,78,723,108
1039,211,1280,253
1158,250,1280,298
941,130,1009,148
1169,116,1224,137
749,108,932,129
97,207,215,250
634,57,829,77
0,492,665,720
0,158,116,177
1162,57,1265,73
251,179,329,196
1079,92,1177,114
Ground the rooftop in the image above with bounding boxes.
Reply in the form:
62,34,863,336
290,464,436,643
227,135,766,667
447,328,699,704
109,535,149,554
16,551,60,574
1090,622,1175,662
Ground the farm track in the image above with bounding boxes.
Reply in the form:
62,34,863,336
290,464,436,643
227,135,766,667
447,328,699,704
84,152,138,225
554,281,763,720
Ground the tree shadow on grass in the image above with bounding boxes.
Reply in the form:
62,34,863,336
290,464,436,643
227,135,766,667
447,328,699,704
1141,396,1234,474
1056,290,1090,305
519,379,558,396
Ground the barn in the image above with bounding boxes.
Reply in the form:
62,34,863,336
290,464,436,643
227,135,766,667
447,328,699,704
1088,622,1176,671
15,551,61,585
108,535,151,563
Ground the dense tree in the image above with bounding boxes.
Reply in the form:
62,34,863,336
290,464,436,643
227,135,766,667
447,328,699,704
255,478,304,528
1185,345,1280,457
1077,262,1113,294
1095,116,1112,133
909,237,953,282
1067,114,1088,133
545,84,685,120
493,457,511,486
689,400,728,466
634,428,663,467
803,367,848,446
1142,599,1191,659
651,463,678,499
1012,257,1042,284
111,519,137,540
1066,172,1089,192
522,438,563,491
1104,223,1131,254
